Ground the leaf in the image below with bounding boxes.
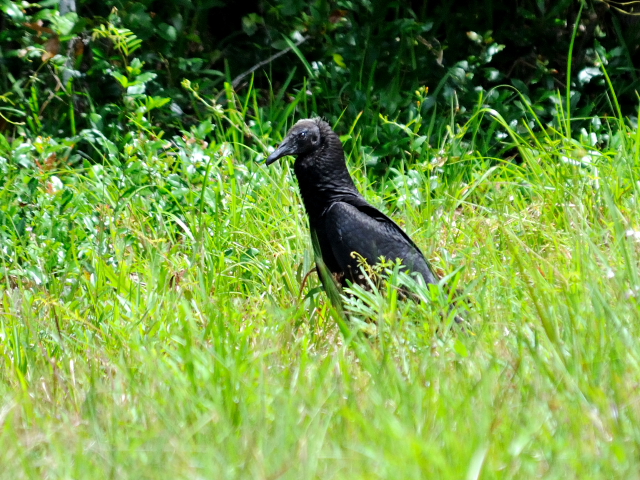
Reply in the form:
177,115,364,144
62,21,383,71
333,53,346,68
128,57,143,76
411,135,427,151
578,67,602,86
146,96,171,111
511,78,529,96
78,129,118,159
3,2,24,22
0,132,11,154
453,338,469,357
242,14,262,36
88,113,102,129
158,23,177,42
195,119,214,138
271,39,289,50
111,72,129,88
135,72,157,84
53,12,78,36
127,84,146,95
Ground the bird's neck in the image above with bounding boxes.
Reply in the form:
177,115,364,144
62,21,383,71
293,136,361,221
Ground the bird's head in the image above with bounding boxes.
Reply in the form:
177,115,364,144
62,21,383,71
265,119,322,165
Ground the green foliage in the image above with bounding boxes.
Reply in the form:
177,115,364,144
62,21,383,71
1,0,639,171
1,69,640,476
1,1,640,477
254,0,639,172
0,5,173,141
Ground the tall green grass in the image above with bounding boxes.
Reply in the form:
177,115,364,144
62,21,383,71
1,84,639,479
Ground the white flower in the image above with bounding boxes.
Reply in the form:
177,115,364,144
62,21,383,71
625,229,640,242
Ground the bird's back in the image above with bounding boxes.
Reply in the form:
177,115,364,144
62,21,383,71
318,197,438,287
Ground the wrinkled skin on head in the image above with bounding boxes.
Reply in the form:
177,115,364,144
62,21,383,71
265,119,322,165
264,117,358,224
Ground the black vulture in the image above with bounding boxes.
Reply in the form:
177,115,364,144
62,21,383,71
266,118,445,296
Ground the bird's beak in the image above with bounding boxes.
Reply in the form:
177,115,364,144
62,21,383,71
265,138,295,166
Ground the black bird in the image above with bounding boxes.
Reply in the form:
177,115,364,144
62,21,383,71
266,118,440,292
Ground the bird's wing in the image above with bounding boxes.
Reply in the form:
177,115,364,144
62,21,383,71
323,200,439,285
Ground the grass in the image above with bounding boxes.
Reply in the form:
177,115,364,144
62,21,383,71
1,85,640,479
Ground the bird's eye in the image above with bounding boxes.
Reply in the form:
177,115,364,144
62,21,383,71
300,131,307,138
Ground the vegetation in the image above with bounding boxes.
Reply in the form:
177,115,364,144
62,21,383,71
1,0,640,478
